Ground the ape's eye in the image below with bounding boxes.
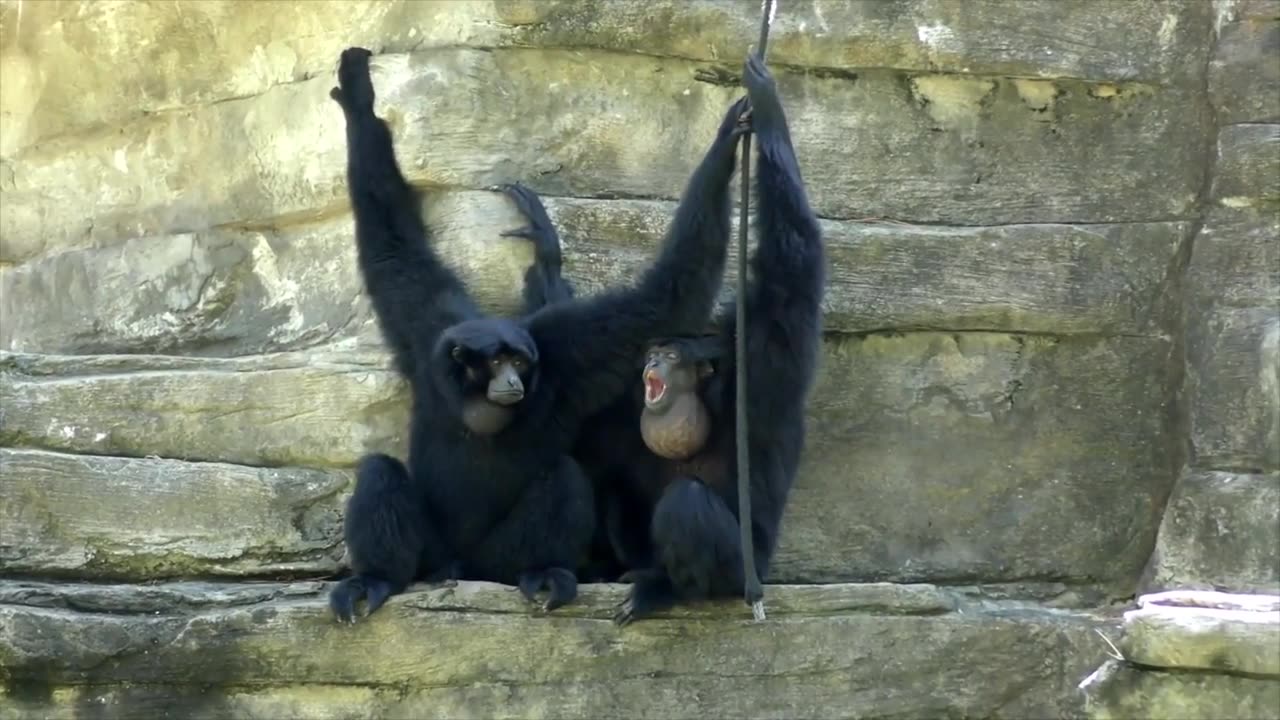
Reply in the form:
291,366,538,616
666,351,679,362
489,358,503,368
512,357,527,370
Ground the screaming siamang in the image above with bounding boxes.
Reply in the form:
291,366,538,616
529,54,827,624
326,46,751,622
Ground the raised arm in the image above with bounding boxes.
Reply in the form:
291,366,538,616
331,48,480,378
527,96,751,421
498,183,577,315
738,53,825,406
734,54,826,574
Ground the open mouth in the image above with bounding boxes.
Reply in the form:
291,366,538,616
644,370,667,404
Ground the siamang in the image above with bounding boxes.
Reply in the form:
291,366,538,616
326,46,751,623
528,54,827,624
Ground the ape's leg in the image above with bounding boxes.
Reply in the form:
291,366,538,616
577,488,634,583
605,483,657,576
466,455,596,611
614,476,761,625
498,183,576,313
330,454,450,623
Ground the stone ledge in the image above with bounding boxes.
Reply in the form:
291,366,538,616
0,449,351,579
1121,590,1280,678
1081,659,1280,720
1139,590,1280,613
0,578,956,619
0,350,408,469
1080,590,1280,719
0,579,1113,719
550,209,1187,340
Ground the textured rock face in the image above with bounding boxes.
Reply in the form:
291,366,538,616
1081,590,1280,720
0,449,351,578
1081,4,1280,715
2,50,1212,261
0,0,1202,596
1141,0,1280,599
0,2,1214,260
1142,471,1280,594
0,580,1115,720
0,0,1276,717
1,333,1179,590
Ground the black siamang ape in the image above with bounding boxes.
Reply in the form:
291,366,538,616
326,46,750,622
552,55,827,624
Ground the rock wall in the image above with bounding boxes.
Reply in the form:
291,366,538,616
0,1,1276,718
1081,2,1280,716
1140,0,1280,598
1082,591,1280,719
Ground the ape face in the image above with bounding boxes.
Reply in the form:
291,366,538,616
639,343,714,460
456,348,530,405
451,345,535,435
642,344,711,413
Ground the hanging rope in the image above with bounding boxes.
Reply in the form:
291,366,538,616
736,0,777,623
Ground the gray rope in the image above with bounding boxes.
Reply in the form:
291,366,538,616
736,0,777,622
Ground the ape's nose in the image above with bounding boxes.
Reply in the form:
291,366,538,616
507,376,520,388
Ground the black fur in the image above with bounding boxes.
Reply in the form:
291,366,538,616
326,47,747,622
567,55,827,623
499,182,576,313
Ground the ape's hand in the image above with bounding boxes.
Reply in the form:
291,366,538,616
330,47,376,113
716,95,754,143
498,183,562,263
742,53,783,132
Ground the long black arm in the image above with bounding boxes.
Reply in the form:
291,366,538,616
740,60,824,408
721,55,826,573
333,48,480,378
527,97,751,421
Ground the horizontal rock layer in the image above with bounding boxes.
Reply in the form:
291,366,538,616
0,579,1113,719
1122,594,1280,677
1082,659,1280,720
0,351,407,469
1081,589,1280,719
0,327,1172,591
1,45,1211,262
0,195,1190,355
0,0,1214,155
0,449,350,578
1,331,1178,592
